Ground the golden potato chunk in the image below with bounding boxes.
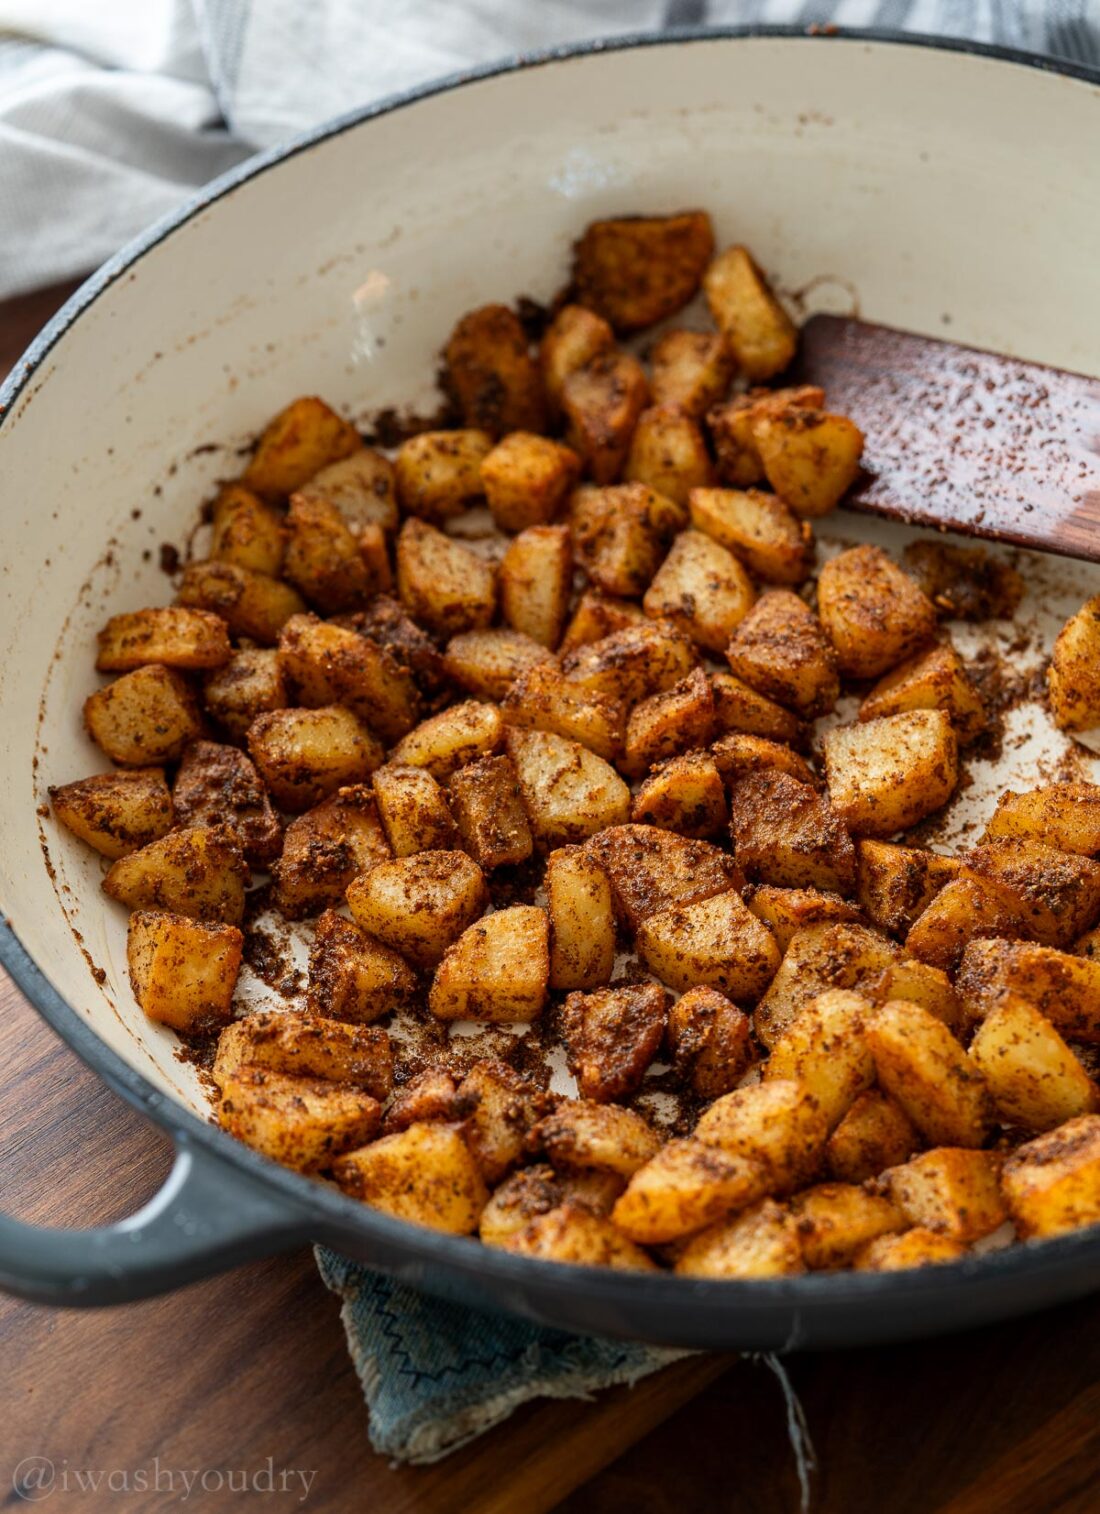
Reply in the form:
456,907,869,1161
754,408,864,518
307,909,419,1024
562,619,697,706
272,785,390,919
649,328,735,418
906,875,1034,975
479,1166,624,1245
481,432,581,532
854,1229,967,1272
817,545,938,679
632,751,728,839
346,849,487,970
585,823,741,930
394,429,493,523
562,351,649,485
243,395,360,499
220,1068,381,1171
383,1068,459,1135
545,845,617,991
559,589,645,654
96,607,230,673
983,782,1100,856
637,888,780,1001
1048,594,1100,730
84,665,203,767
745,885,861,952
455,1060,552,1183
443,305,546,436
570,481,682,597
50,769,173,860
624,405,712,509
866,1000,992,1148
213,1010,393,1100
499,523,573,650
202,648,287,741
283,494,371,613
539,304,614,418
341,594,448,703
177,559,306,644
790,1184,906,1270
689,486,811,586
278,612,420,742
294,447,398,534
706,386,824,490
503,662,625,761
965,839,1100,949
503,1203,657,1270
334,1122,488,1233
390,700,504,781
703,245,797,381
764,989,875,1128
612,1138,770,1245
823,711,958,839
429,906,549,1023
711,732,816,789
675,1198,805,1278
528,1099,662,1177
856,839,964,937
642,530,755,654
882,1148,1006,1243
396,518,496,636
247,705,383,811
826,1089,920,1184
572,211,714,333
726,589,839,718
210,483,287,576
447,753,534,870
957,937,1100,1043
371,764,457,858
695,1079,830,1192
1001,1115,1100,1239
105,826,247,924
710,672,806,748
505,727,631,845
860,641,985,745
666,986,753,1100
752,921,898,1051
127,910,242,1033
730,770,856,896
173,740,281,866
562,981,668,1102
864,958,961,1032
623,667,716,778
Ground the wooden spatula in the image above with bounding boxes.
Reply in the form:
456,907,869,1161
794,314,1100,562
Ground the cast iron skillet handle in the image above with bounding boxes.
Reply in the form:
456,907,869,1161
0,1133,315,1307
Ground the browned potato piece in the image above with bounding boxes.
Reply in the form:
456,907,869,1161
177,559,306,644
483,1167,629,1241
764,989,875,1128
220,1068,381,1171
790,1184,906,1270
448,753,534,870
506,727,631,845
642,531,755,653
711,732,815,788
243,396,360,499
503,662,625,761
823,711,958,839
444,305,546,436
294,447,398,534
624,405,712,509
502,1203,657,1270
1048,594,1100,730
706,386,825,489
856,839,964,937
623,667,716,778
104,826,247,924
307,909,419,1024
372,764,457,857
649,329,735,418
562,351,649,484
50,769,173,859
866,1000,992,1148
202,648,287,741
730,771,857,896
612,1138,770,1245
334,1121,488,1232
282,494,371,612
84,665,203,766
383,1068,459,1135
347,849,487,970
390,701,504,781
455,1060,552,1184
480,432,581,532
247,706,382,811
539,304,615,418
903,539,1024,621
703,245,796,381
817,545,938,679
213,1010,393,1100
666,986,753,1099
562,620,697,706
562,981,667,1101
632,751,728,839
396,518,496,636
127,910,242,1033
278,613,419,743
585,823,741,931
882,1148,1006,1243
393,430,492,523
96,607,231,674
210,484,287,576
752,921,899,1051
957,938,1100,1043
637,889,780,1001
906,875,1035,974
826,1090,920,1183
429,906,549,1022
675,1199,805,1279
746,886,862,952
864,958,961,1032
545,845,616,991
854,1228,967,1272
965,839,1100,949
173,740,281,866
695,1080,830,1192
572,212,714,333
710,672,806,748
570,481,682,597
342,594,449,705
499,523,573,650
754,408,864,518
689,487,812,586
272,785,390,919
983,782,1100,856
726,590,839,718
529,1099,661,1177
1001,1115,1100,1239
860,641,985,745
559,589,645,654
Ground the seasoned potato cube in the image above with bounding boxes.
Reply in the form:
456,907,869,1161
480,431,580,532
612,1139,770,1244
455,1060,552,1183
903,538,1024,621
623,667,716,777
499,523,573,650
689,487,812,586
127,910,242,1033
969,994,1098,1133
210,484,286,576
965,839,1100,949
585,823,740,930
390,701,504,780
726,590,839,718
341,594,448,704
105,826,247,924
396,518,496,636
983,782,1100,856
562,620,697,705
864,958,961,1032
213,1010,393,1100
712,732,815,788
882,1148,1005,1243
529,1100,661,1177
247,706,383,811
752,921,898,1051
790,1184,906,1270
178,559,305,644
730,771,857,896
649,328,734,417
443,305,546,436
764,989,875,1128
539,304,615,417
1001,1115,1100,1239
347,849,487,970
559,589,645,654
372,764,456,857
334,1121,488,1232
562,981,667,1101
573,211,714,332
824,711,958,839
243,396,360,499
906,875,1034,974
85,665,202,767
754,408,864,518
666,986,753,1099
272,785,390,918
448,753,534,870
675,1198,804,1278
202,648,287,740
503,1203,656,1269
632,751,728,839
746,886,861,951
957,938,1100,1043
429,906,549,1023
710,672,806,747
503,662,625,761
826,1090,920,1183
855,1228,967,1272
173,740,281,866
220,1068,380,1171
50,769,173,860
624,405,712,509
282,495,370,613
479,1165,623,1243
695,1079,830,1192
1048,594,1100,730
393,429,492,523
818,545,938,679
505,727,630,845
294,447,398,534
642,530,755,653
637,888,780,1001
278,612,419,742
857,839,964,937
706,386,825,490
703,245,796,381
307,909,419,1024
545,845,616,991
96,607,231,674
860,641,985,745
570,481,682,597
562,351,649,484
867,1000,992,1147
383,1068,459,1135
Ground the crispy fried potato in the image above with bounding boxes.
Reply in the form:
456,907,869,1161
860,641,985,745
745,885,861,951
480,431,580,532
220,1068,381,1171
903,539,1024,622
689,486,812,586
342,595,449,704
791,1184,906,1270
443,628,553,704
983,782,1100,856
243,395,360,499
826,1090,920,1184
504,661,625,761
612,1138,770,1244
965,839,1100,948
854,1228,967,1272
730,770,856,896
307,908,419,1024
104,826,247,924
710,672,806,747
202,648,288,740
632,751,728,839
584,823,741,930
177,559,306,644
956,938,1100,1044
817,545,938,679
623,667,716,778
703,245,797,382
394,429,493,523
706,387,825,490
173,740,281,866
570,481,682,598
856,840,964,937
866,1000,992,1148
637,888,780,1001
1048,594,1100,731
210,484,287,575
1001,1115,1100,1239
272,784,390,919
396,518,496,635
695,1080,829,1192
429,906,549,1023
764,989,875,1128
499,523,573,650
726,590,839,718
443,305,546,436
864,958,961,1032
753,408,864,518
455,1060,552,1183
334,1122,488,1232
752,921,899,1051
906,875,1035,975
712,733,815,789
372,764,457,857
882,1148,1005,1242
295,447,398,534
127,910,242,1033
528,1099,662,1177
478,1165,623,1244
624,405,712,509
85,665,203,766
383,1068,459,1135
562,981,668,1101
390,701,504,781
667,986,753,1099
213,1010,393,1100
505,727,631,845
562,619,697,705
346,849,487,970
823,711,959,838
649,329,734,417
675,1198,805,1278
247,705,383,811
562,351,649,484
572,211,714,332
539,304,615,417
503,1203,657,1270
283,494,372,612
559,589,645,655
969,992,1099,1132
50,769,173,860
642,530,755,653
545,845,617,991
95,607,231,673
448,753,534,870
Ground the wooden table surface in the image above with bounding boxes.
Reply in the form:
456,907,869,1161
2,286,1099,1514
